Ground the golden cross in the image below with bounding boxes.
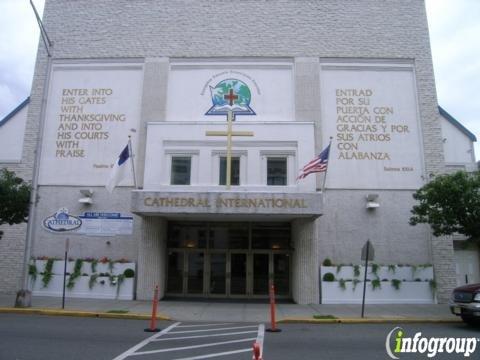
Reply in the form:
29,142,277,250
206,110,254,189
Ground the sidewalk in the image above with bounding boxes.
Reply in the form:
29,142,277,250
0,295,458,323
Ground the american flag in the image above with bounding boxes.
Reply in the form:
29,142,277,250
297,144,331,180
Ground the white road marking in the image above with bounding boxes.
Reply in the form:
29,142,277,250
176,323,234,328
171,348,252,360
153,330,258,341
170,325,258,334
111,322,180,360
130,337,257,356
256,324,265,358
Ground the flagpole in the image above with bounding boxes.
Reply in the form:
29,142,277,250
320,137,333,194
128,136,138,189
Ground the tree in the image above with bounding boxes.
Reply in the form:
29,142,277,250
409,171,480,241
0,168,31,239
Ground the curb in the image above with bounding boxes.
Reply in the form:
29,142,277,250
0,307,171,321
0,308,459,324
279,317,461,324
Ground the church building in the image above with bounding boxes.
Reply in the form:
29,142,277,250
1,0,478,304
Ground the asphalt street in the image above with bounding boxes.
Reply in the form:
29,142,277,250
0,314,479,360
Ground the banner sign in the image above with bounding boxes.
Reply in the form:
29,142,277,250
77,212,133,236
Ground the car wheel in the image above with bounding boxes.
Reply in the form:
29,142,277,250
461,315,479,326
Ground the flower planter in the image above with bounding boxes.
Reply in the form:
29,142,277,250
29,275,134,300
321,281,435,304
321,265,434,282
29,259,136,300
321,264,435,304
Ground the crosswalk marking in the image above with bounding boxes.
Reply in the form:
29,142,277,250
112,322,264,360
176,323,234,328
256,324,265,359
169,325,258,334
171,348,252,360
152,330,258,341
130,337,256,356
111,322,181,360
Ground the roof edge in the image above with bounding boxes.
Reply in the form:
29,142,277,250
0,97,30,128
439,106,477,142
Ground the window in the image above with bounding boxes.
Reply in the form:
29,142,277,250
219,156,240,185
171,156,191,185
267,157,287,185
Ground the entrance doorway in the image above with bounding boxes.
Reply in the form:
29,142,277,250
166,222,292,299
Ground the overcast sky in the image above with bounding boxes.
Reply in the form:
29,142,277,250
0,0,478,158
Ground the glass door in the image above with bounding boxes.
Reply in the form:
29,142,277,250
166,251,184,294
187,251,204,294
253,253,270,295
209,253,227,295
230,253,247,296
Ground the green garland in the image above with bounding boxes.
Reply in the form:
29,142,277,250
41,259,54,288
91,259,98,273
353,265,360,277
88,274,99,289
29,261,38,282
67,259,83,289
371,278,381,290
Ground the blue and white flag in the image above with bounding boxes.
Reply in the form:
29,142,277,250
106,144,131,193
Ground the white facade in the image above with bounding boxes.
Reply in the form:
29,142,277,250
440,107,477,172
2,0,478,302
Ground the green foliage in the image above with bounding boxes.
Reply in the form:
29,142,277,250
429,279,437,291
388,265,396,273
353,265,360,277
370,263,379,276
371,278,381,290
391,279,401,290
322,273,335,282
117,274,125,287
322,258,333,266
41,259,54,288
352,279,361,291
67,259,83,289
90,259,98,273
410,171,480,241
89,274,99,289
123,268,135,278
338,278,346,290
0,169,31,239
336,265,343,274
29,262,38,282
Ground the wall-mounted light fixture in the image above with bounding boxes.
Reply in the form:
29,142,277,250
366,193,379,209
78,189,93,204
